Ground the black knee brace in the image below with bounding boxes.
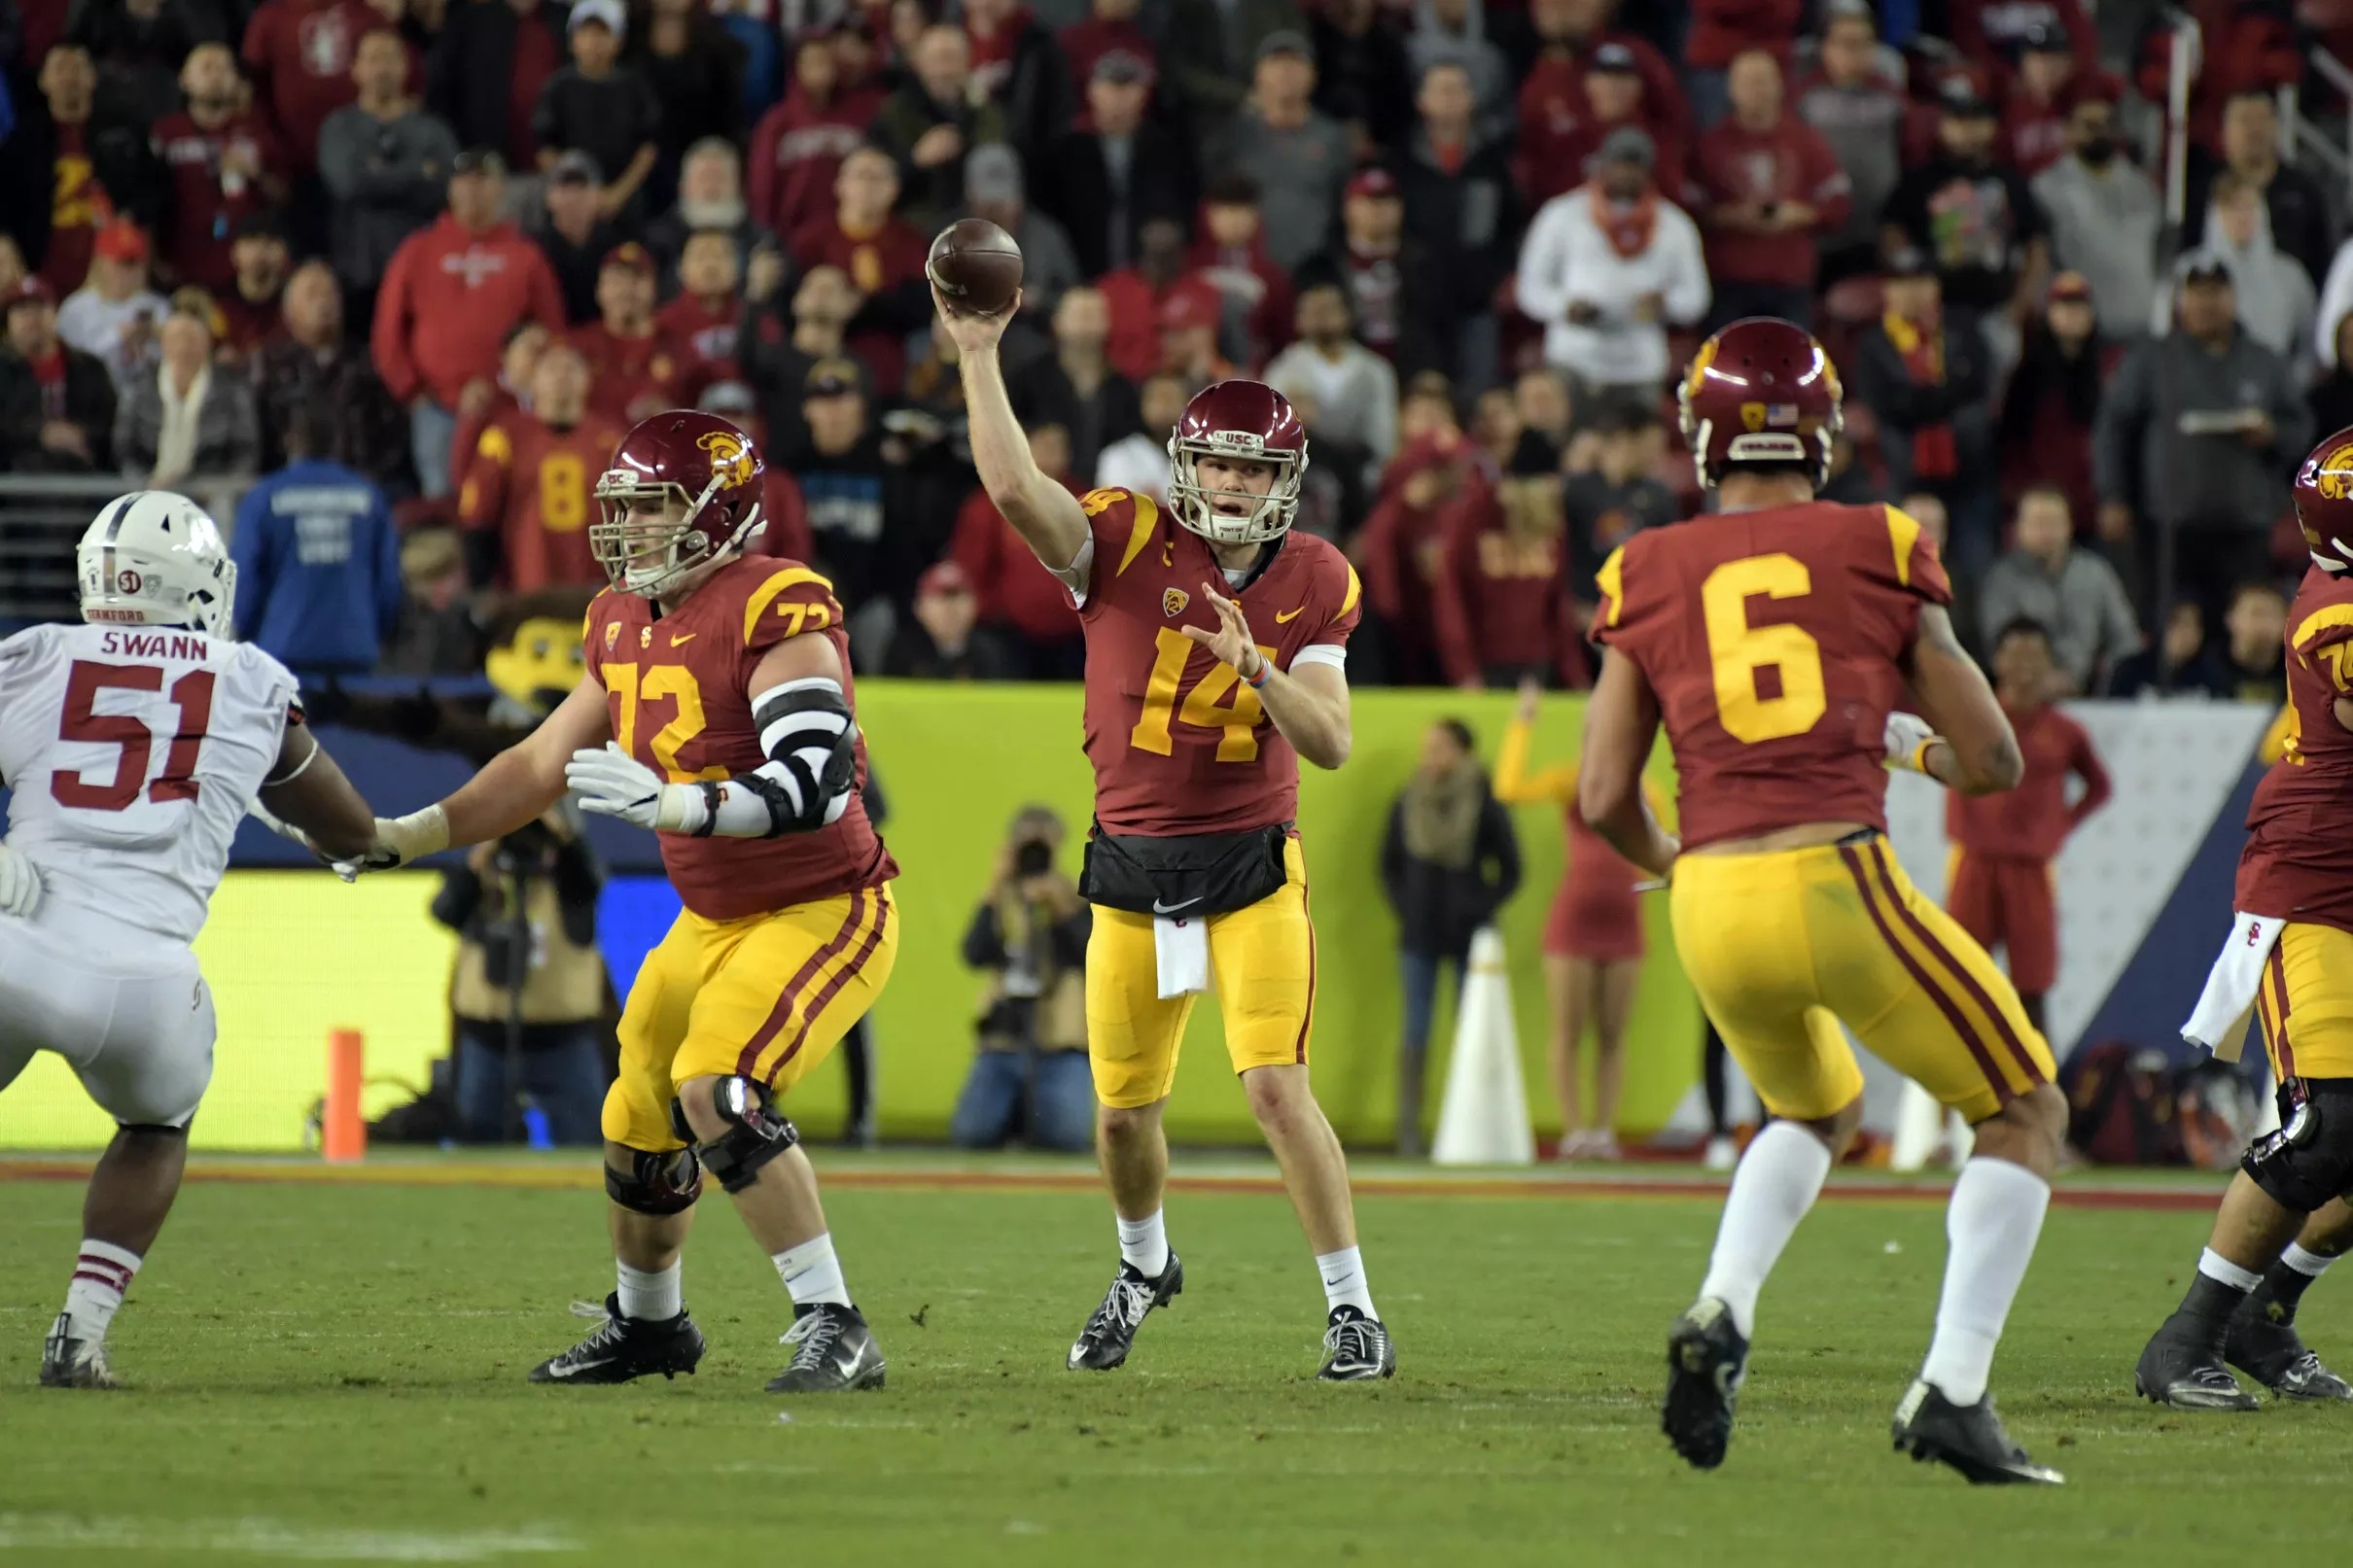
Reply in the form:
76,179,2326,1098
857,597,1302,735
668,1076,799,1193
605,1146,704,1215
2244,1082,2353,1212
116,1122,190,1138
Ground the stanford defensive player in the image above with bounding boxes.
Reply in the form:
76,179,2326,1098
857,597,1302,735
1,492,378,1387
938,281,1394,1380
1579,318,2067,1483
345,411,899,1394
2139,428,2353,1411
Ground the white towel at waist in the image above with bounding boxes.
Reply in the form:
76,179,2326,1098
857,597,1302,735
2182,912,2283,1063
1154,914,1210,999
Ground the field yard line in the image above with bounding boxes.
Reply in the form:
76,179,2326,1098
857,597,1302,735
0,1514,575,1562
0,1158,2227,1211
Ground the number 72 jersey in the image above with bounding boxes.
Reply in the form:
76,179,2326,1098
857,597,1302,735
1593,501,1949,852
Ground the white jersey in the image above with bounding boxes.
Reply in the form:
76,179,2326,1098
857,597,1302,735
0,622,299,947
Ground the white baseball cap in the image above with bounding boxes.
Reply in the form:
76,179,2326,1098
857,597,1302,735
568,0,625,41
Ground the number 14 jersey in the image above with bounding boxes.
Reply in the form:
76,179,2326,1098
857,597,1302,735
1593,502,1949,852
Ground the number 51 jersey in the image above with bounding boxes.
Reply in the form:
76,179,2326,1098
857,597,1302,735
0,622,301,946
1592,502,1949,851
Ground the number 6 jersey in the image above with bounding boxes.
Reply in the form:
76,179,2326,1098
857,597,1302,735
1592,502,1949,851
0,622,302,946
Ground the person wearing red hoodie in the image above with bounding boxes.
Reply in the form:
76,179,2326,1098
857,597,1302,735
1514,0,1688,209
1430,439,1584,690
1357,428,1478,684
569,242,705,425
787,145,931,396
1681,0,1800,128
1097,215,1221,384
949,420,1087,678
746,29,886,247
1189,172,1294,371
1690,48,1849,330
372,151,565,500
446,317,551,495
241,0,412,179
1998,22,2083,178
152,42,288,295
656,228,746,385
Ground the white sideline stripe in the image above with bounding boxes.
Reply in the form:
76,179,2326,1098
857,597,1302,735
0,1515,576,1562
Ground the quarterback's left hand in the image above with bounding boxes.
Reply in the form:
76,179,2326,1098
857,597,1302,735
0,840,42,920
1183,581,1265,681
567,744,669,828
1883,711,1941,773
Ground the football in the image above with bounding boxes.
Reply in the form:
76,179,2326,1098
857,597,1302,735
927,219,1024,317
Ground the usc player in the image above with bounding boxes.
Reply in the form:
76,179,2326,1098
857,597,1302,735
938,282,1394,1380
1578,319,2067,1484
347,411,899,1394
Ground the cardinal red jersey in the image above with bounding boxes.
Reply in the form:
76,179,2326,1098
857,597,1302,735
582,558,896,921
2236,566,2353,933
456,412,626,591
1073,488,1360,837
1946,702,2110,860
151,110,284,294
1594,501,1949,851
655,293,741,382
569,323,706,425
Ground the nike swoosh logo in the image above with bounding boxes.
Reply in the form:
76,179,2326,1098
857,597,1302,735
1275,607,1306,623
545,1358,614,1377
670,633,696,645
1151,897,1202,915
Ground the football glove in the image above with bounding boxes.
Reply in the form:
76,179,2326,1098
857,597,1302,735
346,805,451,880
0,840,43,920
1883,712,1941,774
567,744,688,832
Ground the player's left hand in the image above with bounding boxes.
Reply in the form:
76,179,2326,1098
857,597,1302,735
0,840,43,920
566,744,667,828
1183,582,1264,681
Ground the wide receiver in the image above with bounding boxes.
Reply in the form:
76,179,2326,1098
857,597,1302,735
2138,428,2353,1410
0,492,378,1386
941,284,1393,1379
344,411,899,1392
1578,318,2069,1483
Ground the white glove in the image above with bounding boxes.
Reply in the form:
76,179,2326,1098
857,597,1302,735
0,841,43,920
346,806,452,880
1883,711,1940,774
567,744,682,830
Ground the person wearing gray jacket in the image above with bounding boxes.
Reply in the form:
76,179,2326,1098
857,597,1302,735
1977,487,2143,694
2030,91,2160,346
318,29,462,312
2093,259,2310,616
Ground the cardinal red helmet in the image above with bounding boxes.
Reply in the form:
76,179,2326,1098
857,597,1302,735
2294,426,2353,573
1166,379,1309,544
1677,317,1844,491
590,409,767,595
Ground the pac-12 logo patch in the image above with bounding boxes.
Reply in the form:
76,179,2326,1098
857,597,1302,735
604,622,620,651
1163,587,1189,618
697,429,755,490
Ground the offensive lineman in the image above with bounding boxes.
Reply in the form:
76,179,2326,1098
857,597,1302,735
0,492,379,1386
940,284,1394,1379
1578,319,2069,1483
338,412,899,1392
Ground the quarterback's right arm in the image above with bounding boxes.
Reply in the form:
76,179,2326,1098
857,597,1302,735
1900,607,2024,795
364,675,614,867
936,284,1092,580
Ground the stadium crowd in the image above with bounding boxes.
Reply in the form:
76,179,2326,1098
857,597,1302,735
0,0,2339,699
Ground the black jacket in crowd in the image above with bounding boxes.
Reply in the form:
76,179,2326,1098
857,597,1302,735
426,0,569,161
0,344,119,472
1397,132,1519,326
1379,787,1523,960
1033,123,1194,280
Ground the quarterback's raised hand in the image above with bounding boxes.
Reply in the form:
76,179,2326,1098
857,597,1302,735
931,281,1020,357
1182,581,1265,681
566,744,667,829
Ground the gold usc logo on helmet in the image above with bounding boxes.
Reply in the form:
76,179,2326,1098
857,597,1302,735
2314,442,2353,502
697,429,755,490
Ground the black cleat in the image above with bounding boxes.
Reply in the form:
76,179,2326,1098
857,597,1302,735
766,1302,886,1393
1317,1305,1395,1380
2226,1297,2353,1402
1067,1255,1183,1371
39,1313,118,1389
1891,1379,2063,1485
2134,1315,2260,1411
528,1294,705,1384
1662,1297,1747,1470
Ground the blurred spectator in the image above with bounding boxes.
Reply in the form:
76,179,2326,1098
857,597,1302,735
2189,90,2334,290
1473,384,1525,470
963,0,1071,172
1683,0,1800,130
1884,87,2047,363
2309,316,2353,438
1795,5,1908,283
629,0,747,212
1898,487,1972,631
2188,182,2316,384
1161,0,1303,136
1406,0,1512,145
1301,166,1450,380
319,27,460,324
229,402,401,677
1976,486,2140,695
2094,260,2309,619
1563,401,1673,616
1514,2,1686,210
1515,366,1572,452
2107,599,2230,700
239,0,378,180
213,217,292,358
1996,271,2105,528
115,296,259,482
1154,287,1233,385
381,527,482,676
1515,127,1706,426
0,277,117,473
1997,22,2079,178
645,139,764,283
788,145,929,395
1432,441,1581,689
2029,87,2158,347
68,0,217,133
741,261,864,455
1059,0,1154,93
1691,48,1848,330
1094,368,1186,499
1209,33,1349,274
783,357,908,616
748,28,886,247
968,143,1081,323
570,243,700,425
658,230,747,382
1400,61,1516,396
426,0,566,172
1010,286,1140,481
2218,580,2289,703
1950,0,2095,85
1284,386,1371,541
151,42,285,296
1265,280,1399,468
1189,173,1293,370
1381,715,1519,1155
1099,216,1218,383
1852,252,1997,576
531,151,621,323
869,24,1007,234
1037,51,1189,280
950,806,1094,1153
454,339,622,589
3,48,111,294
531,0,662,226
58,220,168,392
1311,0,1415,155
374,150,565,499
1358,429,1472,682
883,558,1021,679
951,423,1086,677
252,259,408,487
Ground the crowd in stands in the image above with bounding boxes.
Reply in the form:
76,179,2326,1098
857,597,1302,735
0,0,2339,701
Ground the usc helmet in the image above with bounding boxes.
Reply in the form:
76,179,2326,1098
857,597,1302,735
76,490,237,639
590,410,767,595
1677,317,1844,491
1166,379,1309,545
2293,426,2353,573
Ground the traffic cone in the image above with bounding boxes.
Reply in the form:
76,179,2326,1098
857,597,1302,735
1431,927,1536,1167
323,1028,367,1164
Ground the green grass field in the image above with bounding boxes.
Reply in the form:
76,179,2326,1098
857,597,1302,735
1,1160,2346,1566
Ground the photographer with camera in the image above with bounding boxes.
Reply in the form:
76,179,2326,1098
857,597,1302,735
429,805,609,1146
950,805,1095,1152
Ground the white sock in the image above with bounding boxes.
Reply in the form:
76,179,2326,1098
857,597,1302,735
1920,1157,2052,1406
615,1260,681,1321
2197,1246,2264,1292
2282,1242,2336,1278
1317,1245,1377,1317
1117,1210,1169,1277
774,1233,851,1307
1697,1120,1833,1338
62,1239,142,1342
